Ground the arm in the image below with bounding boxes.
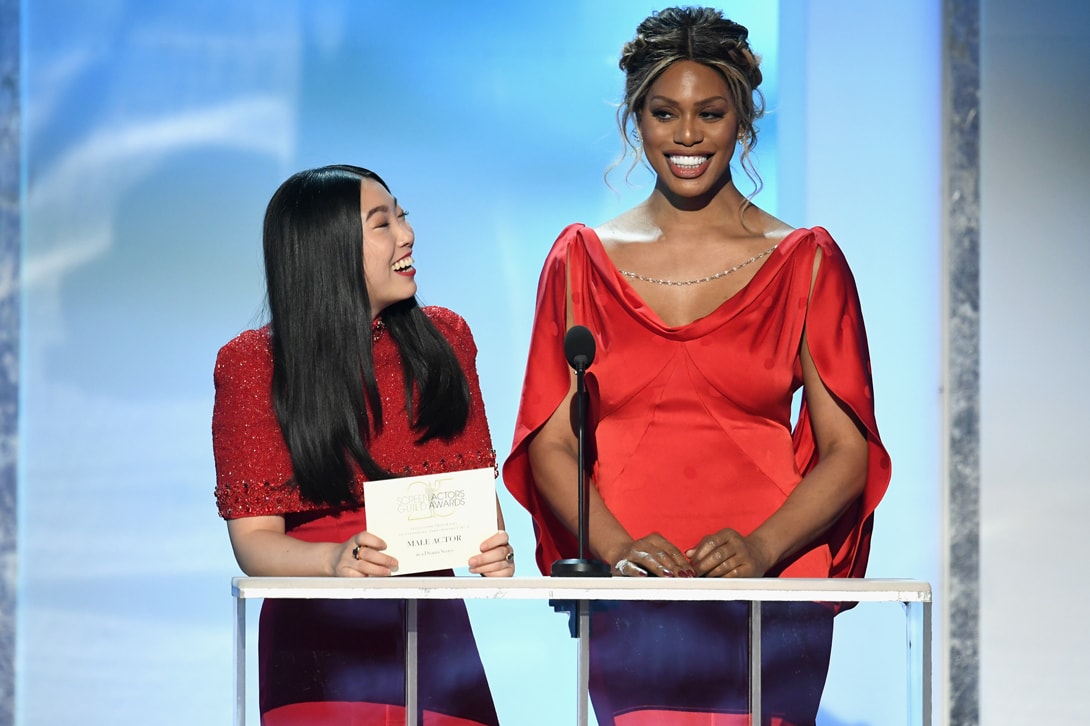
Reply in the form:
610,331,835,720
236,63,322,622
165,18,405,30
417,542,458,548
226,515,396,577
528,372,693,577
227,496,512,578
688,240,872,577
213,335,395,577
687,333,868,577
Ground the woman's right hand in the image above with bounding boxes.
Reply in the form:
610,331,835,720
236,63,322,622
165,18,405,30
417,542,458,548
336,531,398,577
611,533,696,578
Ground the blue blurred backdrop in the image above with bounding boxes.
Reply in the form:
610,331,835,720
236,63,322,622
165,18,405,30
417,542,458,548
17,2,940,723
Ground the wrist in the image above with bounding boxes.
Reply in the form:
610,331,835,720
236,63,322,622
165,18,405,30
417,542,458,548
745,530,780,573
597,537,635,568
325,542,343,576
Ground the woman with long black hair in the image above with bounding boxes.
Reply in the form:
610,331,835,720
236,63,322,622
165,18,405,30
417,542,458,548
213,164,510,725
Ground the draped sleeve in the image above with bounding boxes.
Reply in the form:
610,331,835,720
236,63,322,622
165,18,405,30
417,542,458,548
502,225,584,573
793,228,891,579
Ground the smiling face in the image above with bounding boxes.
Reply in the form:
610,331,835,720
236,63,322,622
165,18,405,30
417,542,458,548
637,60,740,203
360,178,416,317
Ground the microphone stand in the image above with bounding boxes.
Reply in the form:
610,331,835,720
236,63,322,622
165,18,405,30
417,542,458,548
551,329,610,578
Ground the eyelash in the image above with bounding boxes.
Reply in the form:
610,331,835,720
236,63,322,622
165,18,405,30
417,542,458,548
650,109,725,121
376,210,409,228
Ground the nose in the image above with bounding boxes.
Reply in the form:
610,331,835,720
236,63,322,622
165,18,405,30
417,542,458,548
397,217,414,247
674,114,702,146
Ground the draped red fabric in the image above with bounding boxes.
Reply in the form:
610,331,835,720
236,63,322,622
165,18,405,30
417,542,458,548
502,224,890,581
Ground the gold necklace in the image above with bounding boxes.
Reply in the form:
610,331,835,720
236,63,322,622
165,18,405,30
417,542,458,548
617,244,778,287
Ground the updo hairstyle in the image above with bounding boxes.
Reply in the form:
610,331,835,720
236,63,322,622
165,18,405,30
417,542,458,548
614,6,765,193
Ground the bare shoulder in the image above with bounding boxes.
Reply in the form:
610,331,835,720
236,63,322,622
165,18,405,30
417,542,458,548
593,206,660,249
743,204,795,243
764,220,796,242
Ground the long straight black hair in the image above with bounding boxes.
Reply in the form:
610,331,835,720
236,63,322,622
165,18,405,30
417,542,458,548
263,164,470,506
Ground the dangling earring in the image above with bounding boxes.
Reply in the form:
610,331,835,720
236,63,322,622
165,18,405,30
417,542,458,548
630,127,641,145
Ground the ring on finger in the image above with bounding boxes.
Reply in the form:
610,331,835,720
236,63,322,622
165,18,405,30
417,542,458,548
505,549,514,562
615,558,648,577
352,544,363,561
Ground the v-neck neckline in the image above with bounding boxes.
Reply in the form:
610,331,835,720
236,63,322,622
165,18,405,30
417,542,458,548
578,224,807,335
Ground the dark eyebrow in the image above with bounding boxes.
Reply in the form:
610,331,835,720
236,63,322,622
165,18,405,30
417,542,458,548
364,197,400,221
648,94,729,106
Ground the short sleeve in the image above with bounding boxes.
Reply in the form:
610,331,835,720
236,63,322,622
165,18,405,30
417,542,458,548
211,329,299,519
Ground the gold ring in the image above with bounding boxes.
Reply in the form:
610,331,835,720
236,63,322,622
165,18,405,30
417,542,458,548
505,550,514,562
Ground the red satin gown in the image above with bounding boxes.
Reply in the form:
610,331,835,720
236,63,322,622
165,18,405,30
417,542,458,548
504,224,891,726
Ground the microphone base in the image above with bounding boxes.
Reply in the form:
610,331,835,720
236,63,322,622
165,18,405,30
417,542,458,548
550,558,612,577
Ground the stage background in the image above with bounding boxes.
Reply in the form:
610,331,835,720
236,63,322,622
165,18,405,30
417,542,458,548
14,2,951,724
979,1,1090,723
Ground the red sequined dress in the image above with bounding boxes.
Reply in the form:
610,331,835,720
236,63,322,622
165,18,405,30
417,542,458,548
503,224,892,726
213,306,500,726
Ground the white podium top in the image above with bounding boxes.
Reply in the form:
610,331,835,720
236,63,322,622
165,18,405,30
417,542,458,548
232,576,931,603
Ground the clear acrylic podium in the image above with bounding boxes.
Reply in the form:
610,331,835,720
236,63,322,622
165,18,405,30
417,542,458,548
232,576,931,726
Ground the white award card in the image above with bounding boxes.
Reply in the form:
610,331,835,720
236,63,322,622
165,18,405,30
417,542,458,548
363,467,498,575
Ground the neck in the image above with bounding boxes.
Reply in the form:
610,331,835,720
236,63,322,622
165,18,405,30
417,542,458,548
646,177,749,228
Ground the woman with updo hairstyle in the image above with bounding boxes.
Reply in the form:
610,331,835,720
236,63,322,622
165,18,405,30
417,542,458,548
505,7,890,725
616,6,765,196
212,165,511,725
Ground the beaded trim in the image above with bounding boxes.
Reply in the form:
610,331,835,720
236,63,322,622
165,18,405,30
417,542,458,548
617,244,778,287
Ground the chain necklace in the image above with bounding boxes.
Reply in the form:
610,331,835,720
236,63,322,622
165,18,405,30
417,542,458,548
617,244,778,287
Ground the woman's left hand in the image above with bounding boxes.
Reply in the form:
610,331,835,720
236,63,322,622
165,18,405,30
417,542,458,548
469,530,516,577
686,528,774,578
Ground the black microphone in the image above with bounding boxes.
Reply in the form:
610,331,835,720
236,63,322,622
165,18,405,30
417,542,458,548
564,325,596,371
551,325,611,579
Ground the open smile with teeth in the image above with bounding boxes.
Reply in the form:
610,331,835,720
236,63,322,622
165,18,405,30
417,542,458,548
392,255,414,272
668,154,710,169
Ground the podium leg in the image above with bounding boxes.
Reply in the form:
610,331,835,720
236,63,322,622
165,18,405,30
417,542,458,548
907,600,933,726
749,601,762,726
577,600,590,726
406,599,419,726
234,595,246,726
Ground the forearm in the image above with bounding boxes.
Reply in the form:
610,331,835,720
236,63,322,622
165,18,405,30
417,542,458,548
229,526,341,577
747,443,867,568
744,328,872,573
528,437,634,566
